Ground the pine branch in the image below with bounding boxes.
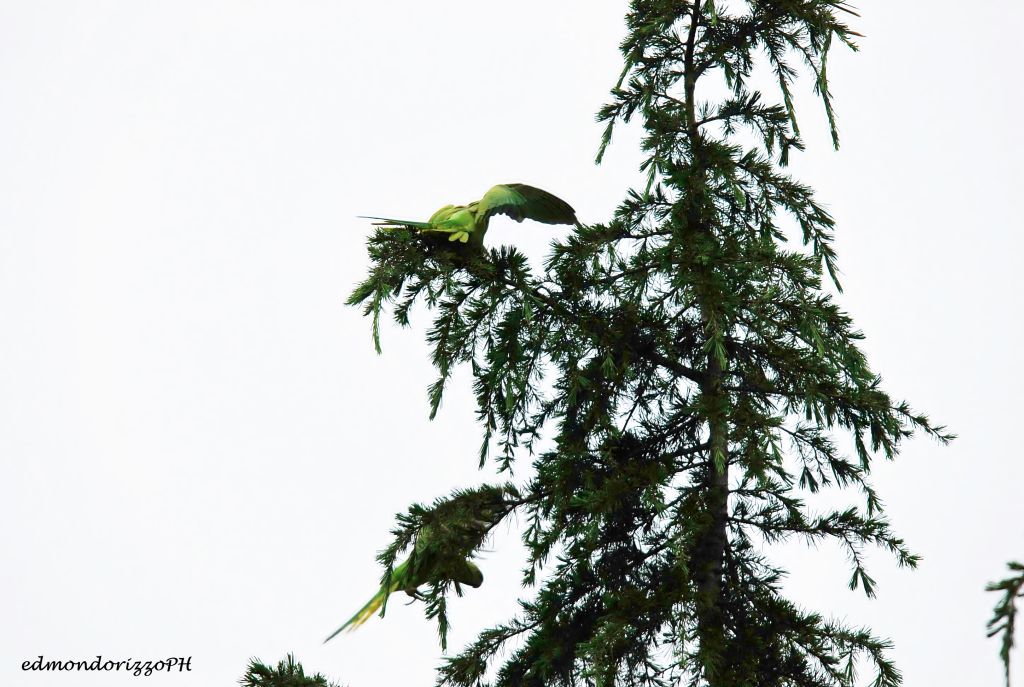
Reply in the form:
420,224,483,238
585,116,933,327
988,561,1024,687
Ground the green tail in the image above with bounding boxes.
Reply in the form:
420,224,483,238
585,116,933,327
322,586,390,643
324,561,409,643
357,215,433,229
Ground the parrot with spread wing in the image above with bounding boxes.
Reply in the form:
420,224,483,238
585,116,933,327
360,183,578,251
324,486,514,643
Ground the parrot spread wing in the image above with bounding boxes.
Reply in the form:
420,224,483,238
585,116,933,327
358,185,575,248
476,184,577,226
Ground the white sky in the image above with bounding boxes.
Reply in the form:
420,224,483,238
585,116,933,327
0,2,1021,685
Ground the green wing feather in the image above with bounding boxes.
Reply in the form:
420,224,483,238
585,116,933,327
476,184,577,225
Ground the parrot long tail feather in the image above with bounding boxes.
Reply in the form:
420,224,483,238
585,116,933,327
357,215,433,229
323,580,399,643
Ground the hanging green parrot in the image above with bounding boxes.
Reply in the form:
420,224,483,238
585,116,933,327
324,486,515,643
323,526,483,642
322,539,482,642
360,183,578,251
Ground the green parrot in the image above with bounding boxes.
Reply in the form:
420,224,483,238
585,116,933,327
360,183,578,251
323,526,484,643
324,486,515,643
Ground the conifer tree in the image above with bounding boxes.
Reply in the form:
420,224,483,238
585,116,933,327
346,2,950,686
988,561,1024,687
240,654,341,687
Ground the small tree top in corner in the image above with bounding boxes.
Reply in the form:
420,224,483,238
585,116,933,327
988,561,1024,687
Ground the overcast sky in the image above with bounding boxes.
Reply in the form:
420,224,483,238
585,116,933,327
1,2,1021,685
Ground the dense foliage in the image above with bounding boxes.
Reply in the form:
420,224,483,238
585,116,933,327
239,655,340,687
346,2,950,686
